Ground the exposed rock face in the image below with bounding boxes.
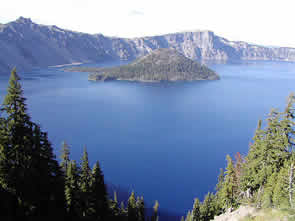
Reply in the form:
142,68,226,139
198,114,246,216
1,17,295,74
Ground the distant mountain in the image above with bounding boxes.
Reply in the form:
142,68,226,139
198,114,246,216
72,48,219,82
1,17,295,74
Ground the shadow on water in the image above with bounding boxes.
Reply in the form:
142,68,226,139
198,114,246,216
107,182,182,221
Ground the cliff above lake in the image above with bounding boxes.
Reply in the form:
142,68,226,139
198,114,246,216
79,48,219,82
1,17,295,74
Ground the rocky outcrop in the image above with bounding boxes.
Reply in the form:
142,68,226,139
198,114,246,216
1,17,295,74
212,206,292,221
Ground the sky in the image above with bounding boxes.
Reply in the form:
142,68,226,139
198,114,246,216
1,0,295,47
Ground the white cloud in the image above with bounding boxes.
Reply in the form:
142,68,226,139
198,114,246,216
128,10,145,16
1,0,295,47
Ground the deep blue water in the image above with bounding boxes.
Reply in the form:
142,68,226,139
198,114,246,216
0,60,295,214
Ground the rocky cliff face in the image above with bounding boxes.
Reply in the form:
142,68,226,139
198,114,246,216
1,17,295,74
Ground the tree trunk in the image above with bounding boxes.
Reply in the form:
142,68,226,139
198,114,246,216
289,163,294,208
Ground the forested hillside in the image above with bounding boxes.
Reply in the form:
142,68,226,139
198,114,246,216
80,48,219,82
0,69,158,221
1,68,295,221
181,94,295,221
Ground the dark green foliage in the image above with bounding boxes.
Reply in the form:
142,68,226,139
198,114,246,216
65,160,81,217
219,155,239,209
0,69,65,218
200,193,216,221
71,48,219,82
60,141,70,173
127,191,138,221
90,161,109,220
136,196,145,221
191,198,201,221
80,146,92,216
0,68,151,221
7,66,295,221
109,191,121,218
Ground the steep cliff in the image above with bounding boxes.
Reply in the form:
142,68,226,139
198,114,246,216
1,17,295,74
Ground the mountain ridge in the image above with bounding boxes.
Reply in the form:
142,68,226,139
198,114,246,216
1,17,295,74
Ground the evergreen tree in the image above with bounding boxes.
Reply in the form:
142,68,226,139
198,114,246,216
272,162,294,208
120,201,127,216
90,161,109,220
191,198,201,221
60,141,70,173
80,146,92,217
110,191,121,217
200,193,215,221
0,68,34,211
65,160,81,218
185,211,192,221
31,127,66,217
215,168,225,214
127,191,137,221
0,68,65,218
136,196,145,221
261,171,277,208
241,96,295,205
234,152,243,188
220,155,238,210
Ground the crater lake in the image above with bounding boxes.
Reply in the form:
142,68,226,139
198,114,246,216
0,60,295,215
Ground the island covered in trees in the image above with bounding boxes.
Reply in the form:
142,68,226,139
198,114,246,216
66,48,220,82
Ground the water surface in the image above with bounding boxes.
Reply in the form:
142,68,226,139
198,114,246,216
0,60,295,214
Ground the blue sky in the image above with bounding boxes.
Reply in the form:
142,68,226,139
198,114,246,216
1,0,295,47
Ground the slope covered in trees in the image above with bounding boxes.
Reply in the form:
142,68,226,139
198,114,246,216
69,48,219,82
182,93,295,221
0,69,159,221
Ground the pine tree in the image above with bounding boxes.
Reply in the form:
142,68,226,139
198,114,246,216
31,127,66,217
110,191,121,217
261,171,278,208
234,152,243,187
80,146,92,217
0,68,34,210
272,161,295,208
215,168,225,214
191,198,201,221
241,96,295,205
60,141,70,173
90,161,109,220
65,160,81,217
185,211,192,221
127,191,137,221
200,193,215,221
220,155,238,210
136,196,145,221
0,69,65,217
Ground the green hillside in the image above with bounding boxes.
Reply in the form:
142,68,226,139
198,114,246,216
68,48,219,82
